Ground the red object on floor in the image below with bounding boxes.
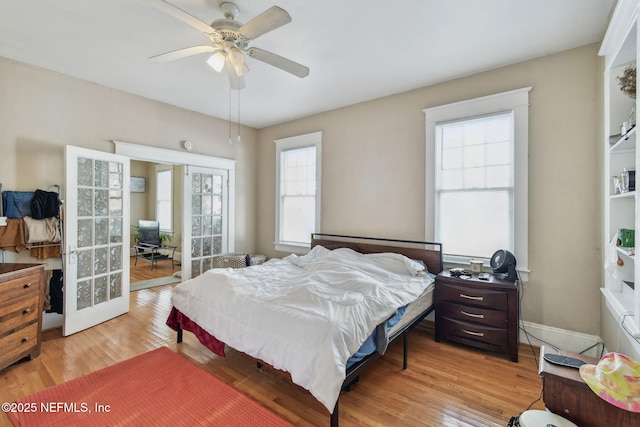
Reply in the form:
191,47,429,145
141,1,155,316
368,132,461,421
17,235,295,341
166,306,226,357
7,347,293,427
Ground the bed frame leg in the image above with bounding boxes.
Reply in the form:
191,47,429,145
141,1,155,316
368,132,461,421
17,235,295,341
402,333,408,370
177,326,183,344
341,375,359,392
330,401,338,427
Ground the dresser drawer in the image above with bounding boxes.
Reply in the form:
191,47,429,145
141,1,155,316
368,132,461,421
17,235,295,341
438,301,507,328
0,272,40,301
0,295,40,335
436,282,507,309
0,322,39,366
440,316,507,349
0,264,45,372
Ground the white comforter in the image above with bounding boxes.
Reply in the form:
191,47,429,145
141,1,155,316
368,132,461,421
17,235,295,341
171,245,434,412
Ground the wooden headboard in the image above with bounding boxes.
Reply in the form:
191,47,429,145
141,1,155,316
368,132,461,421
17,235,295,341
310,233,443,275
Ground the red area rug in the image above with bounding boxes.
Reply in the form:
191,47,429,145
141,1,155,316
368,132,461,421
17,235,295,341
7,347,292,427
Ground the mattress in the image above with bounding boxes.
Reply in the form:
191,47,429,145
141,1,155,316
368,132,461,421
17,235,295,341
345,281,434,368
389,284,434,336
168,245,434,412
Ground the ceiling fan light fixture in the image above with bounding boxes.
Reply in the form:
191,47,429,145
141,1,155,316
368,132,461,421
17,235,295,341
206,51,226,72
234,62,249,77
228,47,245,66
152,1,310,86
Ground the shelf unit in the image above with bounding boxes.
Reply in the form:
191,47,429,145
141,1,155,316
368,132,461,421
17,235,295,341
601,0,640,348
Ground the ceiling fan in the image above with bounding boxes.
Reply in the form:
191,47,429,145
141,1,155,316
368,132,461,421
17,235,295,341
149,0,310,90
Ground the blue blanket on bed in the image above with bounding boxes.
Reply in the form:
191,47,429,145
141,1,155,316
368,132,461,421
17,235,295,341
346,305,407,369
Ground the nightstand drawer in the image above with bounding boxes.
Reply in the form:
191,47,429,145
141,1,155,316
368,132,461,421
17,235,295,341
440,316,507,349
0,295,40,335
0,272,40,301
435,270,518,362
438,302,507,328
436,282,507,309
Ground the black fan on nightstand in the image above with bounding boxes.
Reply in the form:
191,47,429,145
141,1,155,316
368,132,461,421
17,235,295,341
490,249,518,282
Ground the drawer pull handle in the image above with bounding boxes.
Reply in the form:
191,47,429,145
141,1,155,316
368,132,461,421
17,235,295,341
21,337,29,343
23,308,31,315
460,293,483,301
462,329,484,337
461,310,484,319
23,283,32,289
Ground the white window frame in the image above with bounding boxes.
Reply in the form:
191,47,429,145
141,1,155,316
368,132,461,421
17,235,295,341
155,166,173,232
424,87,531,281
274,131,322,254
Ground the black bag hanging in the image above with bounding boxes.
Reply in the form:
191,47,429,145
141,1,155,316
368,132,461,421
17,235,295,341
47,269,63,314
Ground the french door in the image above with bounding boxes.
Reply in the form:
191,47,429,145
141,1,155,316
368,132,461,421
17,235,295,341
63,146,130,336
182,166,229,279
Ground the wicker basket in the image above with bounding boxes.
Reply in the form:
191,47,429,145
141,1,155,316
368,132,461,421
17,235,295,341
213,253,250,268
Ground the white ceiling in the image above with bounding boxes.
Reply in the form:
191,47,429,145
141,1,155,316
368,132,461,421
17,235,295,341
0,0,616,128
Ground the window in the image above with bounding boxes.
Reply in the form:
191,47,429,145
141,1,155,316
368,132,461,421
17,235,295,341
424,88,530,278
437,112,514,257
156,167,172,232
275,131,322,253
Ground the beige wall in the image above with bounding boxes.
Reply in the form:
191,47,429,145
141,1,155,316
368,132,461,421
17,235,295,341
130,160,150,230
0,45,604,338
0,57,257,257
256,44,601,336
129,162,182,252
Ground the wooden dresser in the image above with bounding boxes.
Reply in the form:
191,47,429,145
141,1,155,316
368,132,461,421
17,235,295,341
539,346,640,426
434,270,518,362
0,263,46,371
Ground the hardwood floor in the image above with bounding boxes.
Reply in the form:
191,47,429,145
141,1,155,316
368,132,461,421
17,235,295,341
130,255,179,282
0,283,545,426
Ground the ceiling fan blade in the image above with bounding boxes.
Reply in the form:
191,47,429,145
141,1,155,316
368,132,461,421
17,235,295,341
248,48,309,78
227,64,246,90
150,46,219,63
239,6,291,40
147,0,214,34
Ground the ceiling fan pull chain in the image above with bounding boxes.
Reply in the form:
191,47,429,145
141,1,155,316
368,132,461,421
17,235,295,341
228,86,233,145
237,89,241,143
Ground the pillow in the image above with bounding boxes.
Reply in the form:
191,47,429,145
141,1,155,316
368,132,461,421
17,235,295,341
404,257,427,276
411,259,427,271
288,244,331,267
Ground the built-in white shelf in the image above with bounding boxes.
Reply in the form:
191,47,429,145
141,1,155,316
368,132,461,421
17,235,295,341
611,190,636,199
601,0,640,356
610,126,636,152
616,246,635,259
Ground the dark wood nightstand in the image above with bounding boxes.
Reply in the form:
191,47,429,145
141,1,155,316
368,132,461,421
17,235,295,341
434,270,518,362
539,346,640,426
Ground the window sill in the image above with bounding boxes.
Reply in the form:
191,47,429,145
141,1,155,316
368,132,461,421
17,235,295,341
274,242,310,255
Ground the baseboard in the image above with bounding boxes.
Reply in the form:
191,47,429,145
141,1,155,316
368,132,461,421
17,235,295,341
519,321,603,358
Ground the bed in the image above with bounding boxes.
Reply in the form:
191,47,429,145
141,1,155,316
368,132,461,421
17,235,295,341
166,233,443,426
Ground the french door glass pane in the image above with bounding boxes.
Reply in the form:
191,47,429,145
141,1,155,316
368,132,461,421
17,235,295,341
95,218,108,245
75,157,125,311
190,171,224,277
